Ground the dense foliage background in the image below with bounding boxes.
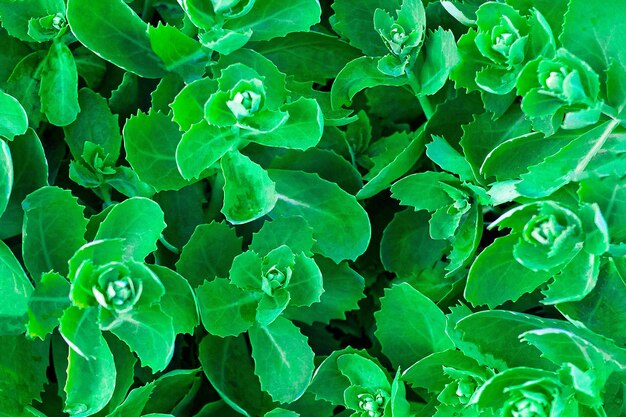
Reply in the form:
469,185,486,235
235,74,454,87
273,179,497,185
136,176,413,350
0,0,625,416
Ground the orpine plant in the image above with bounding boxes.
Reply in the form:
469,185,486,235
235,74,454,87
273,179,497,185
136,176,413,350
0,0,625,417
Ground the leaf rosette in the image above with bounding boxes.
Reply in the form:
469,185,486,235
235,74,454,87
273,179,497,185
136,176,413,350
373,0,425,77
228,244,324,326
451,2,555,95
68,239,165,313
490,201,607,273
471,367,581,417
310,350,412,416
204,63,288,133
517,48,602,135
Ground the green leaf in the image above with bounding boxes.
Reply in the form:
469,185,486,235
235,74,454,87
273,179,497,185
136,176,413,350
480,131,571,181
39,41,80,127
606,59,626,118
5,51,46,128
331,0,395,56
425,135,474,181
250,97,323,150
153,182,205,249
95,197,166,261
558,259,626,346
0,90,28,140
0,240,33,335
516,120,621,197
0,335,49,415
104,305,175,372
310,348,389,408
0,129,48,240
66,0,165,78
60,307,116,417
402,349,483,393
249,216,316,257
447,203,483,276
123,110,191,192
101,334,137,415
224,0,321,42
380,210,452,301
196,278,257,337
176,122,238,180
417,28,459,96
22,186,88,279
148,23,206,81
268,169,371,262
374,283,453,369
199,334,273,417
63,88,122,162
221,150,277,224
542,250,599,305
456,310,561,370
149,265,199,335
285,257,365,325
26,272,69,339
560,0,626,78
106,380,155,417
249,317,315,403
0,140,11,219
357,129,426,200
256,290,290,326
170,78,217,131
390,171,458,211
0,0,64,41
337,353,390,391
230,251,263,291
465,235,554,308
286,254,323,307
265,409,299,417
176,222,243,288
250,32,361,83
460,106,532,183
331,57,407,109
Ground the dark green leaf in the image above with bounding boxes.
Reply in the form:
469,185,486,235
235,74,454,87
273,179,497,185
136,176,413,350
67,0,165,78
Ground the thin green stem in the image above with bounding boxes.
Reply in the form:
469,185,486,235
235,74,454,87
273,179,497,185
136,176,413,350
417,94,434,119
159,234,180,255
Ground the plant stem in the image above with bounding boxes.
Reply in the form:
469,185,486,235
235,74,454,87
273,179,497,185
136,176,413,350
417,95,434,119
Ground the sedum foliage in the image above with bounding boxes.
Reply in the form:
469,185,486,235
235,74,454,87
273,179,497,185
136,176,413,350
0,0,625,417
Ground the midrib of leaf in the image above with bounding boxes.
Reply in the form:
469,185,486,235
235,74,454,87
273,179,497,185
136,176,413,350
262,326,290,368
572,119,620,177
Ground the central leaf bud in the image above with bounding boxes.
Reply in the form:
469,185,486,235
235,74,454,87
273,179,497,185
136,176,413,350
92,264,142,313
522,214,565,246
357,390,389,417
261,265,291,296
226,79,264,119
508,392,550,417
